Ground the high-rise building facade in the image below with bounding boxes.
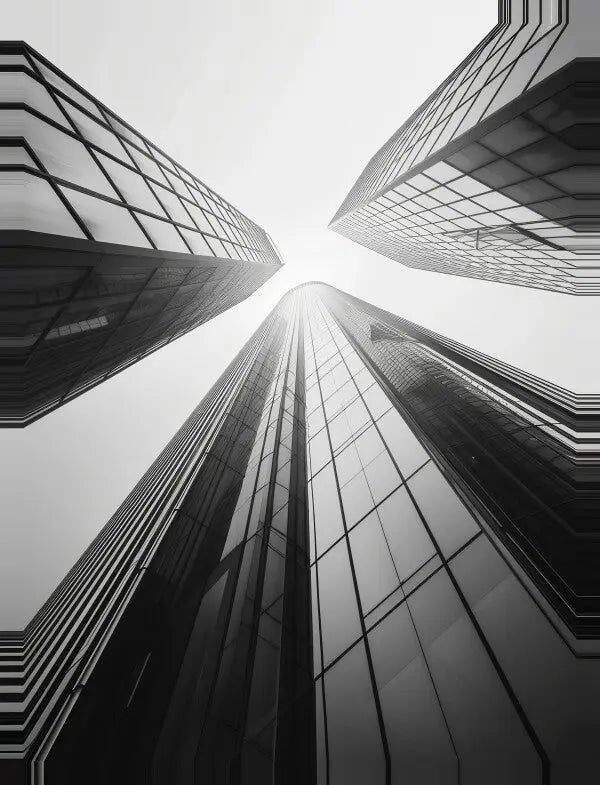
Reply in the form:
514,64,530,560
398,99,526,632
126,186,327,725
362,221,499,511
330,0,600,295
1,283,599,784
0,41,282,426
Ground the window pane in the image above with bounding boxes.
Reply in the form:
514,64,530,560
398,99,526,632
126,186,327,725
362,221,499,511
377,486,435,580
60,186,150,247
369,602,457,783
334,442,361,486
185,201,214,233
407,462,479,557
354,425,385,465
32,56,105,119
362,383,392,419
378,408,429,477
150,182,192,225
309,428,331,477
363,450,401,504
450,535,591,762
349,511,399,611
328,411,353,452
0,145,37,166
179,228,216,257
0,171,84,237
135,212,188,252
22,113,117,196
324,642,386,785
63,102,128,160
407,570,541,782
340,470,374,526
318,541,362,666
122,140,170,186
0,71,68,127
345,398,370,433
97,153,166,213
311,464,344,556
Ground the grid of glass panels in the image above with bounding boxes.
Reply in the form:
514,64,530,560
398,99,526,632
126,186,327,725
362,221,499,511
0,43,283,425
0,257,275,425
0,44,282,265
322,286,600,635
303,290,544,783
329,2,600,294
0,306,282,743
2,283,600,781
332,68,600,294
333,158,577,291
332,0,566,218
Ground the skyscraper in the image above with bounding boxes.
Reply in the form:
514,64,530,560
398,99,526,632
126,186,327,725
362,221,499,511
330,0,600,295
0,41,283,426
1,282,599,783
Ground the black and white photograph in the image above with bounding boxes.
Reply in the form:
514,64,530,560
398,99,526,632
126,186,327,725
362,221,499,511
1,1,599,782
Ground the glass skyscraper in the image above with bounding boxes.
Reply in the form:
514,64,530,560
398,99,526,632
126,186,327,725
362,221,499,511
330,0,600,295
1,283,598,784
0,41,282,426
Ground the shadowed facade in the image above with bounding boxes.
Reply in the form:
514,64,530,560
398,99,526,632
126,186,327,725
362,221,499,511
0,42,282,426
1,283,599,783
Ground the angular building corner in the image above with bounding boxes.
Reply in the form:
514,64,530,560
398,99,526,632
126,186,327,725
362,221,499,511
1,282,599,784
0,41,283,426
329,0,600,294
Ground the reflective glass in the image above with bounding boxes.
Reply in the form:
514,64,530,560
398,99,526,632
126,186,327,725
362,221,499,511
149,182,192,225
0,71,68,127
369,602,457,783
0,171,84,237
340,471,374,526
32,57,105,119
135,213,188,253
317,541,362,666
324,642,386,784
362,383,392,419
327,411,353,452
309,429,331,477
311,464,344,556
345,398,370,433
354,425,385,465
363,450,400,504
59,186,151,247
63,102,129,160
349,512,399,611
408,570,541,783
377,486,436,580
97,153,166,214
0,146,37,166
408,462,479,557
122,140,170,186
179,228,216,257
334,442,362,486
377,408,429,477
21,113,117,197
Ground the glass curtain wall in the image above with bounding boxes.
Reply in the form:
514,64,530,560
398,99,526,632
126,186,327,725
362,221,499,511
0,42,282,425
1,283,599,784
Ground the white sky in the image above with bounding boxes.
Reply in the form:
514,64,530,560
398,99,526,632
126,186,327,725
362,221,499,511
2,0,598,627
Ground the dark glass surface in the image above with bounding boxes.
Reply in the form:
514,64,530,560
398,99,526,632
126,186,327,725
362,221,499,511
331,9,600,294
0,42,282,426
1,285,599,784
